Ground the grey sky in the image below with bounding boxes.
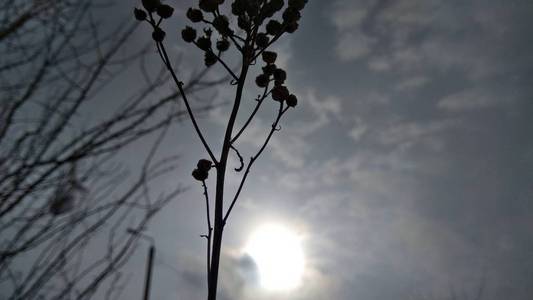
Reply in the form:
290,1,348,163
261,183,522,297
104,1,533,299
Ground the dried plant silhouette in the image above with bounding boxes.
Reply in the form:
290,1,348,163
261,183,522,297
0,0,223,299
135,0,307,299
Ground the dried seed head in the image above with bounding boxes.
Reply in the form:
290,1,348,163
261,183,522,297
262,51,277,64
272,85,289,102
196,36,212,51
199,0,218,12
134,8,147,21
285,21,299,33
288,0,307,10
273,68,287,82
142,0,161,12
286,94,298,107
204,51,218,67
192,168,209,181
197,159,213,172
152,27,166,42
187,8,203,22
213,15,232,36
255,74,270,88
157,4,174,18
266,20,282,36
182,26,197,43
282,7,300,23
232,0,246,16
256,33,269,48
216,39,230,51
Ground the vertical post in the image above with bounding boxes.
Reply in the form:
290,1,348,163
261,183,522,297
143,245,155,300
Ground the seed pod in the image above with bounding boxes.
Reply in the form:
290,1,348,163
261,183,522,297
262,64,277,76
192,168,209,181
182,26,197,43
216,39,230,51
134,8,147,21
273,68,286,82
266,20,282,36
197,159,213,172
199,0,218,12
237,15,250,30
262,51,277,64
187,8,203,22
270,0,284,11
255,74,270,88
232,0,246,15
152,28,166,42
142,0,161,12
285,21,299,33
204,51,217,67
282,7,300,23
196,36,211,51
213,15,232,36
256,33,269,48
261,3,276,18
288,0,307,10
157,4,174,18
245,0,260,17
271,85,289,102
286,94,298,107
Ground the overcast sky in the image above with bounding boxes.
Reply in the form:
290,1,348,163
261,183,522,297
115,1,533,300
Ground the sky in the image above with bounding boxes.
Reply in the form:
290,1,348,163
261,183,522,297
107,1,533,299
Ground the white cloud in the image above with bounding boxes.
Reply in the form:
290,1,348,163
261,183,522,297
438,88,502,111
330,0,515,80
348,117,367,142
394,76,430,91
335,31,375,61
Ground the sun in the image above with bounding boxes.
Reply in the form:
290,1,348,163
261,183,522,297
244,223,305,291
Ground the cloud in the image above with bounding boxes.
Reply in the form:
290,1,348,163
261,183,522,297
437,87,502,111
335,30,375,61
394,76,429,91
376,119,458,151
329,0,529,81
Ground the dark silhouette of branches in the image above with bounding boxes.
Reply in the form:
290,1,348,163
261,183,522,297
0,0,224,299
135,1,308,299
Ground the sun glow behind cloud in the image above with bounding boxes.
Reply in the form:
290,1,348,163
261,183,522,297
244,223,305,291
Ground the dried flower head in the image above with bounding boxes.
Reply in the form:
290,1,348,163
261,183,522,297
142,0,161,12
182,26,197,43
199,0,218,12
192,168,209,181
204,51,218,67
152,27,166,42
197,159,213,172
266,20,282,36
187,8,203,22
286,94,298,107
282,7,301,23
273,68,287,82
216,39,230,51
213,15,232,36
196,36,212,51
272,85,289,102
256,33,270,48
262,51,277,64
262,64,277,76
285,21,299,33
134,8,147,21
289,0,307,10
157,4,174,19
255,74,270,88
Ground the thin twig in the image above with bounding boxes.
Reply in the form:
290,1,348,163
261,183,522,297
224,102,289,224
